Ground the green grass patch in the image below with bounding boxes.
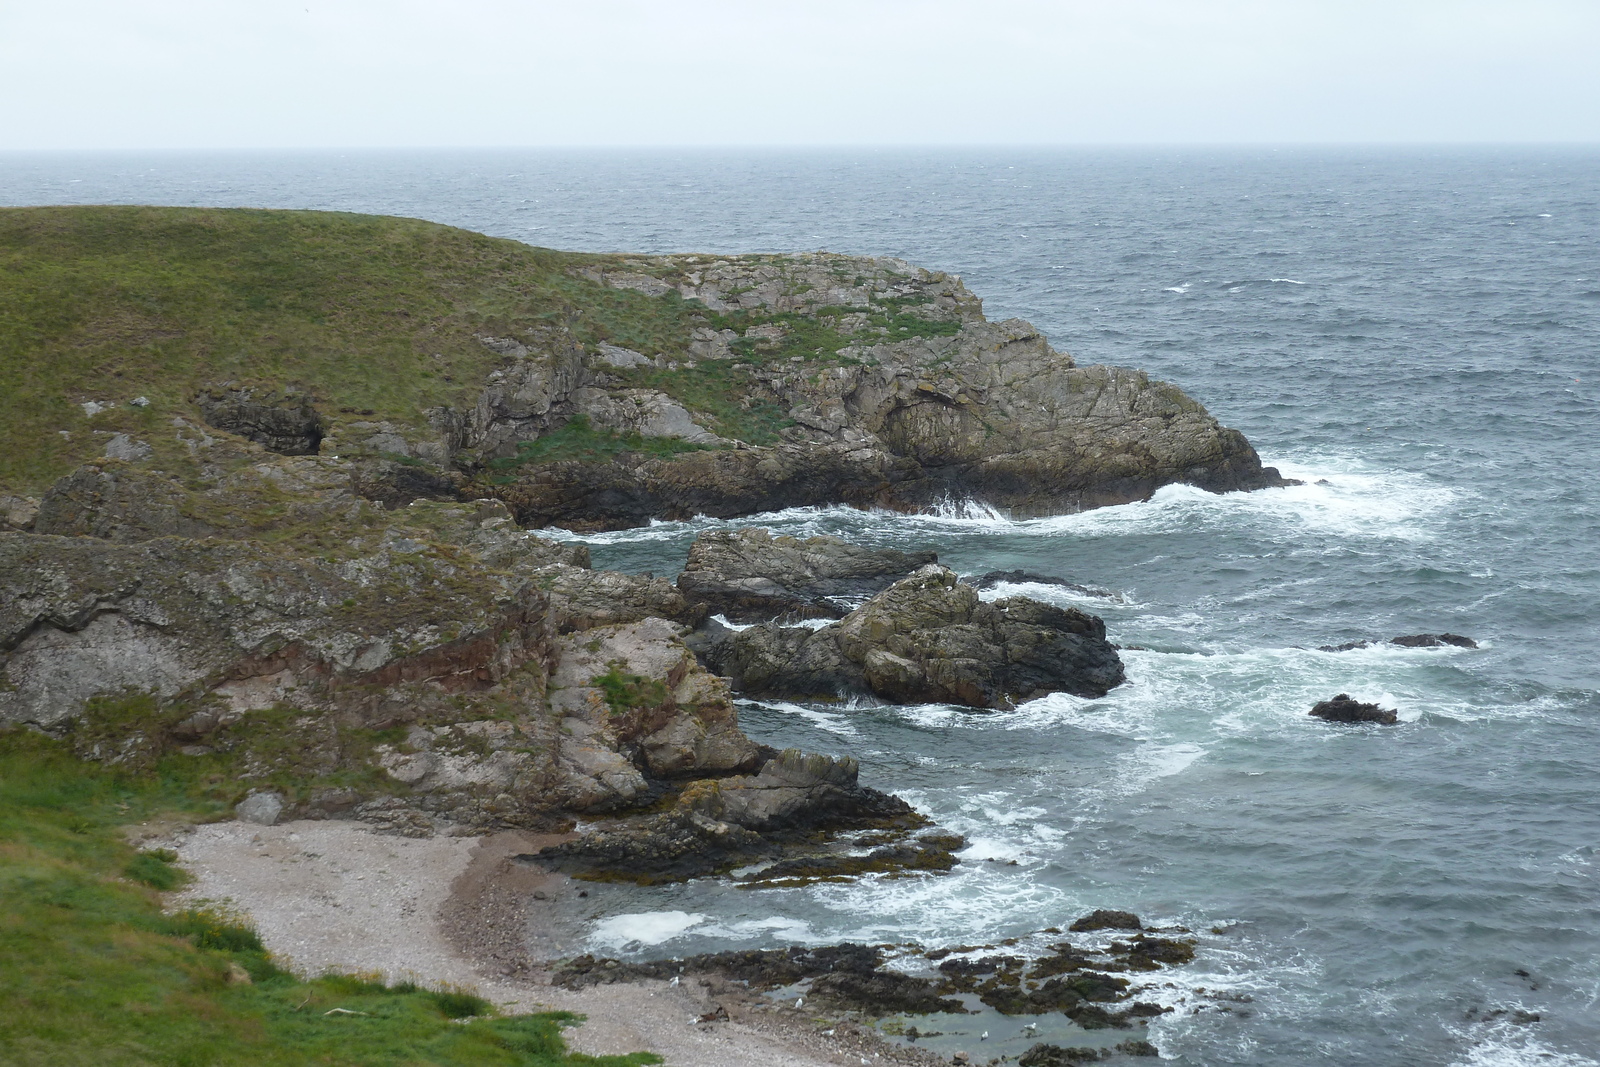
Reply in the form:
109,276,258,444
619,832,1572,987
486,415,712,478
612,365,793,446
0,206,694,496
0,728,661,1066
589,663,669,717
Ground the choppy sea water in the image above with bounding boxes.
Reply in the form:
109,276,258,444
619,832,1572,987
6,147,1598,1066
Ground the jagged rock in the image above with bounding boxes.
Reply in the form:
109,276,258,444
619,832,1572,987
0,495,38,532
1309,694,1399,724
235,790,285,825
195,384,324,455
676,527,936,622
545,618,760,812
477,254,1291,531
532,747,923,882
682,748,919,832
540,564,704,633
700,565,1125,708
1069,910,1144,933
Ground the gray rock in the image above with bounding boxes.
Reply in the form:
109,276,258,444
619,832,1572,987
195,385,324,455
677,527,937,622
236,790,285,825
0,495,38,532
700,565,1125,708
1309,694,1399,724
102,434,152,462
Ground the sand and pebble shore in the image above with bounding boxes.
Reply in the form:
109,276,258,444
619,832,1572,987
159,817,948,1067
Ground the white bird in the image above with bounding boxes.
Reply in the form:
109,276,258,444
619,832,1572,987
669,975,680,987
795,997,804,1008
1022,1023,1038,1034
980,1031,990,1041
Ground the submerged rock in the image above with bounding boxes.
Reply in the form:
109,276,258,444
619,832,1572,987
1069,910,1144,933
1309,694,1399,724
970,569,1116,600
1318,632,1478,652
676,527,935,622
1389,632,1478,649
700,565,1125,708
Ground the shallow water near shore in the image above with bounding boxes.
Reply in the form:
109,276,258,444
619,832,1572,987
7,146,1598,1066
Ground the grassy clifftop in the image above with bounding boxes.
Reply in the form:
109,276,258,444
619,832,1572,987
0,206,688,494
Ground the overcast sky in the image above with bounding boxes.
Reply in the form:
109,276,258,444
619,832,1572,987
2,0,1597,149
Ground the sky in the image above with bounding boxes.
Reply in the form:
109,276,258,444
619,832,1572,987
1,0,1597,150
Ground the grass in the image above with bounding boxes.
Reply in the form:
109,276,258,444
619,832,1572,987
0,206,692,495
0,727,661,1066
588,664,670,717
0,206,963,496
485,416,712,478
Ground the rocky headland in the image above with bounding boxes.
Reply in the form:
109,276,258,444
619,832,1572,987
0,206,1294,1063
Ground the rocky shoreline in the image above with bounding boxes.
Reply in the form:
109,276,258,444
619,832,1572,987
0,213,1308,1064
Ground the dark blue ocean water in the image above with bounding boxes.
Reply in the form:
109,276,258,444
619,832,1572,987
5,148,1599,1066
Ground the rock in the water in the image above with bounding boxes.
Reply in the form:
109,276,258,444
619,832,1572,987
676,527,936,622
1069,909,1143,933
235,790,285,825
700,565,1125,708
195,384,324,455
1389,633,1478,649
1309,694,1399,724
1319,632,1478,652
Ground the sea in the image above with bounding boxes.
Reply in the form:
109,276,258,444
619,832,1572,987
5,147,1598,1065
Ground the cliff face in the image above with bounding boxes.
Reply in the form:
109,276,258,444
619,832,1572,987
462,254,1289,529
0,208,1287,855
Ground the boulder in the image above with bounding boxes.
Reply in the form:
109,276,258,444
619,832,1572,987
195,385,324,455
676,527,936,622
235,790,285,826
699,565,1125,708
1309,694,1399,724
531,747,924,883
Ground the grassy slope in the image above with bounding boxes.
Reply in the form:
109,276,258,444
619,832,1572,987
0,730,659,1067
1,206,966,496
0,206,692,495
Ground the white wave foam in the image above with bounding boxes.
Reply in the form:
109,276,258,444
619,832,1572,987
976,580,1134,608
1268,277,1306,284
588,910,708,949
1164,283,1192,293
746,698,862,738
1449,1023,1600,1067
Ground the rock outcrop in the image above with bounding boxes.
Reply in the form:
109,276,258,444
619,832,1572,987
1308,694,1399,724
698,565,1125,708
466,254,1291,530
528,748,930,883
676,527,936,622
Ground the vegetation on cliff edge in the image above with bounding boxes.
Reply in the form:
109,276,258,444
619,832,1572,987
0,728,659,1066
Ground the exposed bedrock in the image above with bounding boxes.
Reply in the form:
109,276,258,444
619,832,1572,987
528,748,929,883
676,527,936,623
696,564,1125,708
463,265,1292,531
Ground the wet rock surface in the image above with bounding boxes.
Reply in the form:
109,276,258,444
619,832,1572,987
1309,693,1400,724
677,527,936,622
1319,632,1478,652
699,565,1125,708
554,911,1194,1035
